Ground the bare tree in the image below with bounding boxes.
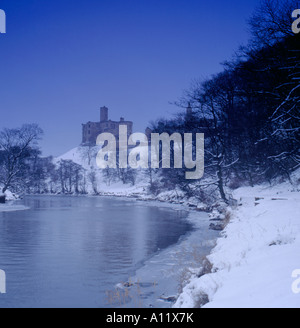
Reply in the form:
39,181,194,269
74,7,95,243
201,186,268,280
25,155,55,194
248,0,296,48
247,0,300,176
88,169,99,194
183,72,243,202
79,143,97,166
0,124,43,195
57,160,84,194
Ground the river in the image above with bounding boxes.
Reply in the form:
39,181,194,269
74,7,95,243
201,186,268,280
0,195,217,308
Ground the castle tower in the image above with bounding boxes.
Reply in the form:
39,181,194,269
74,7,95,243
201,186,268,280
100,106,109,122
82,106,133,145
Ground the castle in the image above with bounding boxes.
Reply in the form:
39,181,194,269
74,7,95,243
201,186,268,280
82,106,133,145
82,104,195,145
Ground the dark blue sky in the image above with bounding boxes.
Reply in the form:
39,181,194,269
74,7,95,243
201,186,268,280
0,0,260,156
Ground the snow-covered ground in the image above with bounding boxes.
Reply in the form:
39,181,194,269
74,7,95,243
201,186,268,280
0,204,29,212
56,146,189,202
175,174,300,308
0,191,29,212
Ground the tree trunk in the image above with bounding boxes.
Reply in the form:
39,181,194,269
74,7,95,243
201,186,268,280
2,185,8,194
217,164,228,203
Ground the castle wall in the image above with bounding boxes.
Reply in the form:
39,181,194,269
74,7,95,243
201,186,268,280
82,119,133,145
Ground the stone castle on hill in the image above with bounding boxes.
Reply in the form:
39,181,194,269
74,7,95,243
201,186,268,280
82,106,133,145
82,104,194,145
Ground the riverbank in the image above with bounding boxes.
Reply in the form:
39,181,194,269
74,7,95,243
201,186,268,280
109,207,219,308
0,204,29,212
0,190,29,212
174,177,300,308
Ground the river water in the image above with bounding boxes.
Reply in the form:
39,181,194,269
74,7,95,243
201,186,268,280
0,195,217,308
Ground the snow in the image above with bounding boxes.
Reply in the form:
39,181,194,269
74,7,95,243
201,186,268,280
0,190,29,212
58,146,300,308
174,174,300,308
0,204,29,212
2,190,18,201
57,147,94,168
56,146,189,203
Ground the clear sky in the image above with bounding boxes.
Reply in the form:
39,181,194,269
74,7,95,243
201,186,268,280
0,0,261,156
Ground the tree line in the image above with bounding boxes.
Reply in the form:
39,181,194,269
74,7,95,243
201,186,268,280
0,125,138,200
149,0,300,202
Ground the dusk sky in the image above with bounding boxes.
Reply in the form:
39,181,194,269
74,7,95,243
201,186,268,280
0,0,261,156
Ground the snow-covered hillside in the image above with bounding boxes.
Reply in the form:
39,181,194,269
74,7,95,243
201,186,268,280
56,146,186,201
175,171,300,308
56,146,151,197
55,145,219,204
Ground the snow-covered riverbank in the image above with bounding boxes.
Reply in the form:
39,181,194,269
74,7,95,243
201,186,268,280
108,206,219,308
0,204,29,212
0,191,29,212
175,178,300,308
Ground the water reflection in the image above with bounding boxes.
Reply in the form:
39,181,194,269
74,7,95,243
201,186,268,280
0,196,191,308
